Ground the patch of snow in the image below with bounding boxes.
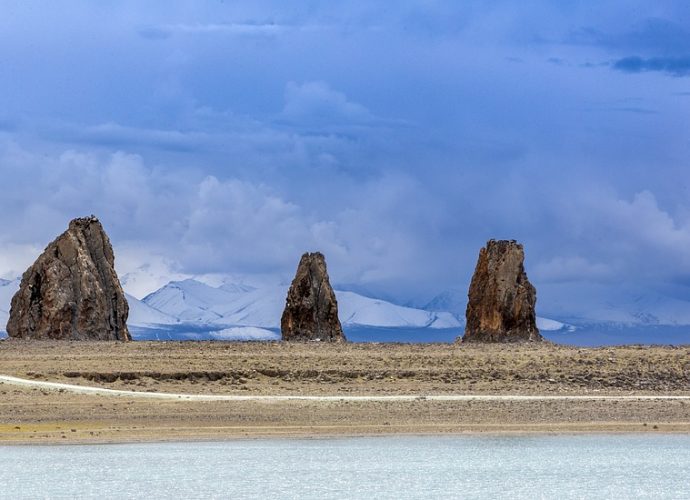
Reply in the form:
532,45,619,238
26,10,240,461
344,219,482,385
210,326,279,341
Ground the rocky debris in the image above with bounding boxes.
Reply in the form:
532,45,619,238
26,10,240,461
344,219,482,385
281,252,346,342
6,216,130,341
461,239,542,343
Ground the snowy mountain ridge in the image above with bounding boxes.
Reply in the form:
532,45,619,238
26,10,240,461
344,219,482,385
425,285,690,330
139,279,461,330
2,277,689,345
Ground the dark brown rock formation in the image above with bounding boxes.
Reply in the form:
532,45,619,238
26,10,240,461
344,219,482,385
281,252,346,342
7,216,130,341
461,239,542,343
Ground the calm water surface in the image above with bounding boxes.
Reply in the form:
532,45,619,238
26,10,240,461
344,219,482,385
1,435,688,499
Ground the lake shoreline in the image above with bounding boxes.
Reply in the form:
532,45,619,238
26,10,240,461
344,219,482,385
3,423,690,446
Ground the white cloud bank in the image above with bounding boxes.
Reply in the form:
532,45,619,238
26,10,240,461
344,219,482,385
0,140,440,298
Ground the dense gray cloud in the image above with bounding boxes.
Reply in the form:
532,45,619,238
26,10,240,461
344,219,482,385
613,56,690,77
1,1,689,307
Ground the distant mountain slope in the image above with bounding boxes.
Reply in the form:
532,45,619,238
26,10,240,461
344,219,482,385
211,286,286,328
338,291,459,328
424,288,572,332
3,276,688,345
538,283,690,326
142,279,235,323
1,280,177,333
125,293,178,326
425,283,690,334
139,279,462,330
218,283,257,294
424,288,466,318
0,279,20,333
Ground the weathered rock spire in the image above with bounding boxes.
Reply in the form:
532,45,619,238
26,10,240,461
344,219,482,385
461,239,542,343
281,252,346,342
7,215,130,341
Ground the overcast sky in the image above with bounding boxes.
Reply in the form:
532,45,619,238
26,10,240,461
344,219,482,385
1,1,689,304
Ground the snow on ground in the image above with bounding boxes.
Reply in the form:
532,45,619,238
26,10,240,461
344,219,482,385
210,326,280,341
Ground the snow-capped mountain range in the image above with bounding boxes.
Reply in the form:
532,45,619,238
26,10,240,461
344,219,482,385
139,279,461,330
421,286,690,345
424,285,690,328
2,277,689,344
0,277,462,340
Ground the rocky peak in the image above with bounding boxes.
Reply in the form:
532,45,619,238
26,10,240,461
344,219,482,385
6,216,130,340
461,239,542,343
281,252,346,342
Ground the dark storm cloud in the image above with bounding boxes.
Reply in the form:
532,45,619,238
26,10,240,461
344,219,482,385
0,0,689,304
612,56,690,77
567,18,690,54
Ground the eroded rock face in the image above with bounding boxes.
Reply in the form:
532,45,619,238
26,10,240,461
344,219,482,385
281,252,346,342
7,216,130,341
461,239,542,343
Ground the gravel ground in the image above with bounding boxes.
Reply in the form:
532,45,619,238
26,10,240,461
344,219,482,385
0,340,687,443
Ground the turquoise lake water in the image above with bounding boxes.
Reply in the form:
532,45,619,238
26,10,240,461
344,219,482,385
1,435,688,499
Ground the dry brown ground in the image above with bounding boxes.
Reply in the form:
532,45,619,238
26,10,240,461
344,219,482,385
0,340,688,443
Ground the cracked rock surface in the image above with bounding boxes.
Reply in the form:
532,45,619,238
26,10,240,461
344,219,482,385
6,216,130,341
461,239,542,343
281,252,346,342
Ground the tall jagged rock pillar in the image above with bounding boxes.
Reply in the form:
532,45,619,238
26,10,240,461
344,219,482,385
7,216,130,341
281,252,346,342
461,239,542,343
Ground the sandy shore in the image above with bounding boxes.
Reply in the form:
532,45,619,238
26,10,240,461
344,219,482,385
0,340,688,444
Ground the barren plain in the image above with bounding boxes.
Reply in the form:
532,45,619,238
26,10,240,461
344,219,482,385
0,340,688,443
